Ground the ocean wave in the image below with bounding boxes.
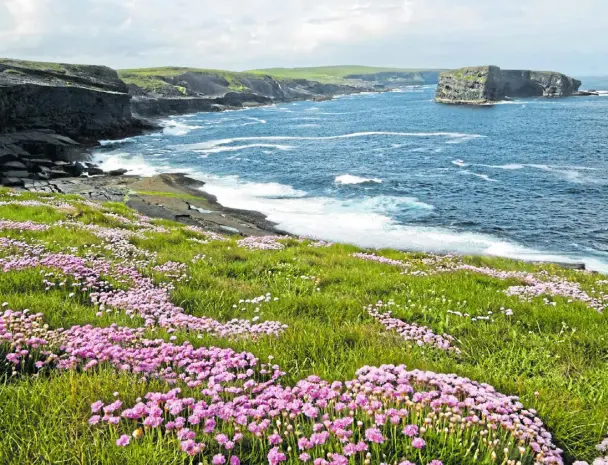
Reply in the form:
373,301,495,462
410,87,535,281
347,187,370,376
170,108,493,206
459,171,498,182
335,174,383,185
196,174,606,272
99,136,139,146
163,120,205,136
293,124,321,128
452,159,467,167
485,163,525,170
177,131,486,152
91,150,608,272
194,144,294,155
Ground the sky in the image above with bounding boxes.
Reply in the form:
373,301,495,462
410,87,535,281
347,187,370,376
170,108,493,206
0,0,606,75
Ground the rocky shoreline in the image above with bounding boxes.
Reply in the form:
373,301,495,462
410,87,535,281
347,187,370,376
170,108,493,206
1,58,384,190
15,172,283,236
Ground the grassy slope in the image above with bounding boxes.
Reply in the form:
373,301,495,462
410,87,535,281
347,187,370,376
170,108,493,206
247,66,441,84
117,67,260,93
118,65,443,89
0,190,606,464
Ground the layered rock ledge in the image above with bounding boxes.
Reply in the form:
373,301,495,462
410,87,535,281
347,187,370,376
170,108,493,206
435,65,582,104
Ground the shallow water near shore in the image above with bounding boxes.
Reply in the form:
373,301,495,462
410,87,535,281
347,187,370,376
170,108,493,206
96,83,608,272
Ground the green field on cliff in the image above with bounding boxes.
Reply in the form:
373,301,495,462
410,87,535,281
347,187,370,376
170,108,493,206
247,66,441,84
0,189,606,465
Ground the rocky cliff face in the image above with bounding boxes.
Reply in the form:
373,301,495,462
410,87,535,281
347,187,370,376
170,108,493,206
0,59,143,140
435,66,582,104
124,70,363,117
344,71,440,87
0,59,153,187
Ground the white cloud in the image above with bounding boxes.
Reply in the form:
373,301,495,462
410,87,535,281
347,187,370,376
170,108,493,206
0,0,606,74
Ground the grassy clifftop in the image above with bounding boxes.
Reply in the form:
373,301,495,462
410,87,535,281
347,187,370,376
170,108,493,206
117,67,259,93
247,65,441,84
0,188,606,464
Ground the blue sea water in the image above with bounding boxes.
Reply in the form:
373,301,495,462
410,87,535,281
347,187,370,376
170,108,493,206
95,82,608,272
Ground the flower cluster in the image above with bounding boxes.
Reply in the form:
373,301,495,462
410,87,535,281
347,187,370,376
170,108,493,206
86,363,563,465
353,252,607,313
238,236,286,251
0,220,50,231
367,301,459,353
0,199,79,213
185,226,228,242
1,221,287,340
352,253,407,268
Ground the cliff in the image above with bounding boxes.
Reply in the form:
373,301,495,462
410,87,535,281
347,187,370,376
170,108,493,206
435,66,582,104
119,68,364,117
0,59,143,139
343,71,440,87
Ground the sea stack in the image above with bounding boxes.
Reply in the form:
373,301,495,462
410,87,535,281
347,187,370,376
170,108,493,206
435,65,581,104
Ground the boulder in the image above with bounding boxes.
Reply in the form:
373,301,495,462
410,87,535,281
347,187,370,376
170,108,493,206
108,168,128,176
25,159,55,171
87,166,105,176
1,160,27,170
3,170,30,178
0,153,19,164
0,177,25,187
48,167,70,178
64,163,86,177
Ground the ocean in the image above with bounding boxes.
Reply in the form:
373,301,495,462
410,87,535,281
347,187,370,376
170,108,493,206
95,81,608,272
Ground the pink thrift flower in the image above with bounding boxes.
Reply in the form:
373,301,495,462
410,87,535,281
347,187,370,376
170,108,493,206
365,427,385,444
268,447,287,465
116,435,130,447
403,424,419,437
88,415,101,425
230,457,240,465
91,401,104,413
299,453,311,462
213,454,226,465
412,438,426,449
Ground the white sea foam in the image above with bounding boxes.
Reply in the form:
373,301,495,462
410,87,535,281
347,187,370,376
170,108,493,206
176,132,486,153
459,171,498,182
486,163,525,170
93,153,179,177
452,159,467,167
92,150,608,273
163,120,205,136
99,136,138,146
196,174,607,272
335,174,383,185
194,144,294,155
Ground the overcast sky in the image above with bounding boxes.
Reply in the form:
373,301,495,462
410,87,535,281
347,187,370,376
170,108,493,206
1,0,606,75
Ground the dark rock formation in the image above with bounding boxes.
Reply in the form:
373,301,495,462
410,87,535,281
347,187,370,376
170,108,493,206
0,59,150,140
344,71,441,87
435,66,582,104
125,70,364,118
0,130,109,187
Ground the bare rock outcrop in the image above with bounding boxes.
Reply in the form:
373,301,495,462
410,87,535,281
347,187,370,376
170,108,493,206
435,66,582,104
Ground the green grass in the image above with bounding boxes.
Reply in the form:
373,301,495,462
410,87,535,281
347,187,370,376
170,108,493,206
118,67,259,93
247,65,441,84
0,191,607,464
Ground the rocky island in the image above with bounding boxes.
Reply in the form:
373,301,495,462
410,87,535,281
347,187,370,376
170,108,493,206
435,65,582,104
